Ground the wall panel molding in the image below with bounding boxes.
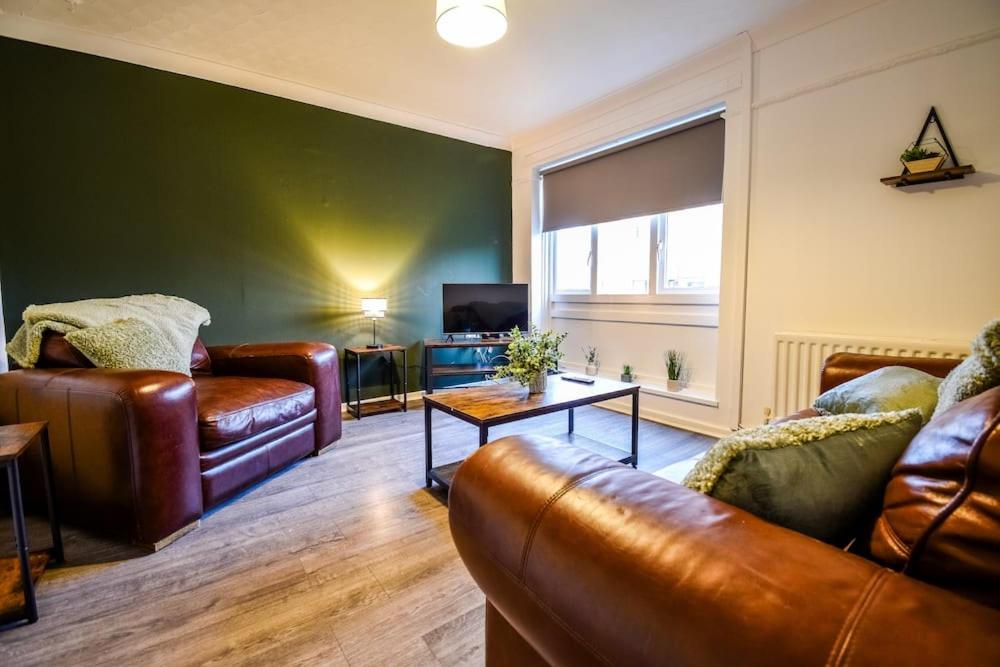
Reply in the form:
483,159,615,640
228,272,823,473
753,26,1000,110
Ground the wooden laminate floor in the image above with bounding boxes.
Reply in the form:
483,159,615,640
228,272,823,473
0,402,713,666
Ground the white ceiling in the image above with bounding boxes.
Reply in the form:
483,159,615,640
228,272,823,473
0,0,807,145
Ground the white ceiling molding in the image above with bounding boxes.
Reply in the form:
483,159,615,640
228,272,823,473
0,14,510,150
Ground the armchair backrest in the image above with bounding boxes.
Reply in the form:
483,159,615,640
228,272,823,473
36,331,212,374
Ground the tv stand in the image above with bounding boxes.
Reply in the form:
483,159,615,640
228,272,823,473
423,337,513,394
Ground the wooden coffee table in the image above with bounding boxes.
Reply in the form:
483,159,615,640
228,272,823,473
423,375,639,489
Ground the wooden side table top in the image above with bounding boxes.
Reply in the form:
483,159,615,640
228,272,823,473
0,422,47,463
345,344,406,355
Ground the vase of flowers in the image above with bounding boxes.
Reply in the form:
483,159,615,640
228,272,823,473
492,326,567,394
583,346,600,376
665,349,685,392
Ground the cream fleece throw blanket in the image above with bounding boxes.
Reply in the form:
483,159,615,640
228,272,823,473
6,294,210,372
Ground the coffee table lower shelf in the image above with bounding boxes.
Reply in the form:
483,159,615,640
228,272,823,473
428,433,633,490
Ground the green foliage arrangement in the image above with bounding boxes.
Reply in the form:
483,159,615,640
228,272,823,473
665,349,685,381
622,363,633,375
492,326,567,387
583,346,599,365
900,145,941,162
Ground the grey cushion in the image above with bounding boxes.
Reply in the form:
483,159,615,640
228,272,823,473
933,318,1000,419
813,365,941,423
684,410,923,546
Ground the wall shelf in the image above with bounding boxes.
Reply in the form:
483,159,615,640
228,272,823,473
882,107,975,189
880,164,975,188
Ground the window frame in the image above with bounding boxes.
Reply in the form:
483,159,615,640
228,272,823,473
547,209,721,306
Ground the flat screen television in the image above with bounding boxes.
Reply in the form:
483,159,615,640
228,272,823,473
442,283,529,336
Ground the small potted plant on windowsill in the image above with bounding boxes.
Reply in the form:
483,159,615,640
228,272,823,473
583,346,600,377
620,363,634,383
492,326,567,394
900,142,946,174
665,350,685,392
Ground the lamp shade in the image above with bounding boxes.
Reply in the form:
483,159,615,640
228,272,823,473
361,298,387,318
436,1,507,48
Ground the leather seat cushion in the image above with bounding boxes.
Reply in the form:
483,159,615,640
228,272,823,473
194,375,315,451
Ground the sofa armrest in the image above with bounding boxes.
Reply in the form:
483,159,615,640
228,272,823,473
449,435,1000,667
207,342,342,451
0,368,202,548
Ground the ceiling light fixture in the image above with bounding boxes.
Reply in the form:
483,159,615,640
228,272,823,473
436,1,508,48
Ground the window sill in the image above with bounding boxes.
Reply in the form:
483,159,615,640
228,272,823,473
560,364,718,407
551,292,719,306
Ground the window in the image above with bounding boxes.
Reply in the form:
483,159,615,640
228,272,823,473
596,216,650,294
657,203,723,291
553,225,592,293
549,203,723,298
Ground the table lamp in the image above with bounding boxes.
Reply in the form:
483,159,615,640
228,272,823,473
361,298,387,349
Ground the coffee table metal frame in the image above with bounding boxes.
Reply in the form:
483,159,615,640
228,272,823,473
423,379,639,489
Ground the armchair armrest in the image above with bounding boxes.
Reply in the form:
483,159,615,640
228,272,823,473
207,342,342,452
449,435,1000,666
0,368,202,548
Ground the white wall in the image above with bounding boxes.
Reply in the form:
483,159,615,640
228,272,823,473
513,0,1000,435
742,0,1000,425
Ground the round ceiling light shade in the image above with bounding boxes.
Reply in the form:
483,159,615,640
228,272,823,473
436,1,508,48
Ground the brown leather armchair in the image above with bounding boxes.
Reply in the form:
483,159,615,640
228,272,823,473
449,353,1000,666
0,333,342,549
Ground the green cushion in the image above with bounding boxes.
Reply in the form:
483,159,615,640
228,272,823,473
933,318,1000,419
65,318,190,375
683,410,923,546
813,366,941,423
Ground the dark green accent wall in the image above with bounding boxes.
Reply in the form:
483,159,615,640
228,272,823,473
0,37,512,395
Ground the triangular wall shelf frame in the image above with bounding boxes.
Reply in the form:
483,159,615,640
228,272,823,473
880,106,975,188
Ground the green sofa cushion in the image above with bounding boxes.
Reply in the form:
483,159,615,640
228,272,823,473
684,410,923,546
813,365,941,423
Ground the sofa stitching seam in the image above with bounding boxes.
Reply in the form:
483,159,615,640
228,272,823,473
824,569,888,667
837,570,890,667
517,465,622,581
875,516,910,560
199,390,315,422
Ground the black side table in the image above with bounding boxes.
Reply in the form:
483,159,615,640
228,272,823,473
1,422,64,626
344,345,408,419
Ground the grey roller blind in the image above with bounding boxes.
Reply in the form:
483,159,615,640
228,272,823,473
541,114,724,233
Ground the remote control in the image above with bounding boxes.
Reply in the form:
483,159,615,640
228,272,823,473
561,373,596,384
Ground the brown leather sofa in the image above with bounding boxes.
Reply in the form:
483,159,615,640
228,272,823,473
0,333,341,549
449,353,1000,666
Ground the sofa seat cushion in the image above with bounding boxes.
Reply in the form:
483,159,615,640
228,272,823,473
193,375,315,451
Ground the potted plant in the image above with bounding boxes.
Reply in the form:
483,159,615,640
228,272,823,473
492,326,567,394
583,346,600,376
620,363,634,383
664,350,685,392
900,142,946,174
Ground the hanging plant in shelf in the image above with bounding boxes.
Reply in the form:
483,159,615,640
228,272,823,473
900,140,946,174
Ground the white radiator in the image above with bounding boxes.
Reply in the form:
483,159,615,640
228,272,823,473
772,332,968,418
